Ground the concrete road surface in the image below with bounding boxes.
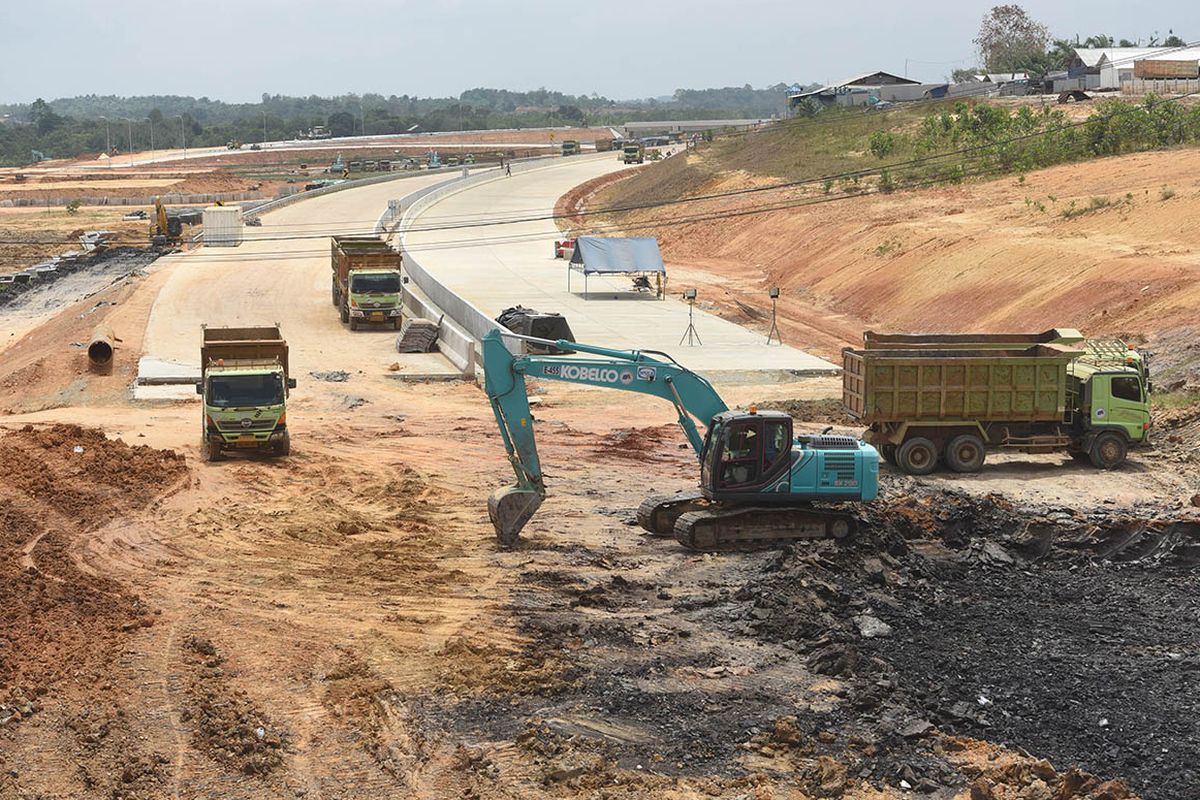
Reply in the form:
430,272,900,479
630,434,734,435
402,155,838,381
138,171,463,396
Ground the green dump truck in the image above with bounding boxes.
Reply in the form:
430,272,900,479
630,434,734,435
622,142,645,164
331,235,405,331
197,325,296,462
843,332,1151,474
561,139,581,156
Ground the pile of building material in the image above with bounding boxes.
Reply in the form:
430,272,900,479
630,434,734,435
395,318,440,353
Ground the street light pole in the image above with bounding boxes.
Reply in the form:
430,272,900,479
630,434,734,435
178,115,186,160
124,118,133,167
262,109,267,145
149,116,154,156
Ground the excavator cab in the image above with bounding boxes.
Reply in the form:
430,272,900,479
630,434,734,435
700,410,795,500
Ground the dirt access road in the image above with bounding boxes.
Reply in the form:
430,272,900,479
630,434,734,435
1,152,1197,799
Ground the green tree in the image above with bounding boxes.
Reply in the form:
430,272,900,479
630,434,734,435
975,5,1051,72
1083,34,1114,48
1164,31,1186,47
326,111,355,137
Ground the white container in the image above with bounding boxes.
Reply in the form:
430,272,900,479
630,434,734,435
202,206,244,247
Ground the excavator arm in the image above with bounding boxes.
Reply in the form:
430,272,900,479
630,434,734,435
483,329,727,546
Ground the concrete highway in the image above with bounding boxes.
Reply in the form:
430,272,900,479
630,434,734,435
401,154,838,381
137,171,463,396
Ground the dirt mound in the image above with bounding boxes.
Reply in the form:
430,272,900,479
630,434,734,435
180,635,288,777
759,396,853,424
435,636,574,697
0,424,186,714
594,425,689,462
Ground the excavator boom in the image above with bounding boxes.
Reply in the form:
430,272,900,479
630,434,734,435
483,330,727,545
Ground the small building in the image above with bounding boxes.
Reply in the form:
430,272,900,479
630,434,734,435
1061,46,1200,91
788,71,946,110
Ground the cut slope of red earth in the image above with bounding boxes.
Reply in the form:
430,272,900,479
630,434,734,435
584,147,1200,364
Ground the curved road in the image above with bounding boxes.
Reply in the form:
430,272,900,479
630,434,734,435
139,171,461,391
402,155,837,380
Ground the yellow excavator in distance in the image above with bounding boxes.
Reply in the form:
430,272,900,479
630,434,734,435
150,196,184,247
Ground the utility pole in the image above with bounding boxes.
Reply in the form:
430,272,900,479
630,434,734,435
123,118,133,167
148,116,154,156
262,109,268,145
178,115,187,160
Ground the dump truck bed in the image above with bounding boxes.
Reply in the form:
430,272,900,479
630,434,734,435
331,236,402,285
201,326,289,376
862,328,1084,350
842,344,1082,425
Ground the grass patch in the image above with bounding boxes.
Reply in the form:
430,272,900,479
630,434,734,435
1152,390,1200,410
1061,195,1111,219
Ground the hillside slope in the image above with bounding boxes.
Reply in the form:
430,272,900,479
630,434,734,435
583,142,1200,381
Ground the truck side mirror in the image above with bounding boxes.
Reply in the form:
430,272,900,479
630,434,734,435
195,382,203,395
1147,381,1153,395
402,276,409,284
287,378,297,389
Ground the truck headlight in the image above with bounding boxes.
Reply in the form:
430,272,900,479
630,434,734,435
388,309,401,316
350,309,365,318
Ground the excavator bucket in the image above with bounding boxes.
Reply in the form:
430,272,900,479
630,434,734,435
488,485,544,548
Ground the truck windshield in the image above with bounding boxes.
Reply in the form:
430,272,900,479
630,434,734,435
350,273,401,294
208,374,284,408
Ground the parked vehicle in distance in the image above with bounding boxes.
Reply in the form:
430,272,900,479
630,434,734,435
561,140,580,156
330,235,405,331
622,142,645,164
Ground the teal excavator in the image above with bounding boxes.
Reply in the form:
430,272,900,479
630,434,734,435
483,330,880,550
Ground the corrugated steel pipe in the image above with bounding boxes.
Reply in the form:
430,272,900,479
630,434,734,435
88,325,114,368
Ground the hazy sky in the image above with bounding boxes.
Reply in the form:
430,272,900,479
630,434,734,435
0,1,1191,104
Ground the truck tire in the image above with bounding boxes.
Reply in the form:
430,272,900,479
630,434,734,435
349,318,359,331
897,437,938,475
201,437,222,463
945,434,986,473
880,444,898,466
273,433,290,457
340,304,349,324
331,285,339,307
1089,431,1127,470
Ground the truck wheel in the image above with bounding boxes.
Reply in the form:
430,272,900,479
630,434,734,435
393,317,402,331
273,434,290,457
880,444,898,466
340,304,349,324
945,434,986,473
331,286,339,307
349,318,359,331
1089,432,1127,470
201,437,222,463
897,437,938,475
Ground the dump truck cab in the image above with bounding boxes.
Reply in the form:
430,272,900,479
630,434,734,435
561,140,580,156
1068,360,1151,444
623,143,645,164
346,267,404,329
197,326,295,461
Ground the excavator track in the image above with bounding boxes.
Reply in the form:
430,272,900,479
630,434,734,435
636,492,710,536
673,505,857,552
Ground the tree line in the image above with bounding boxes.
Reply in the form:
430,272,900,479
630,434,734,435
0,85,799,166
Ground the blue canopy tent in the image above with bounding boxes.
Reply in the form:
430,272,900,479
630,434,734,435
567,236,666,299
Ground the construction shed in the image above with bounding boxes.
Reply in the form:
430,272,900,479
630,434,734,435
568,236,666,299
